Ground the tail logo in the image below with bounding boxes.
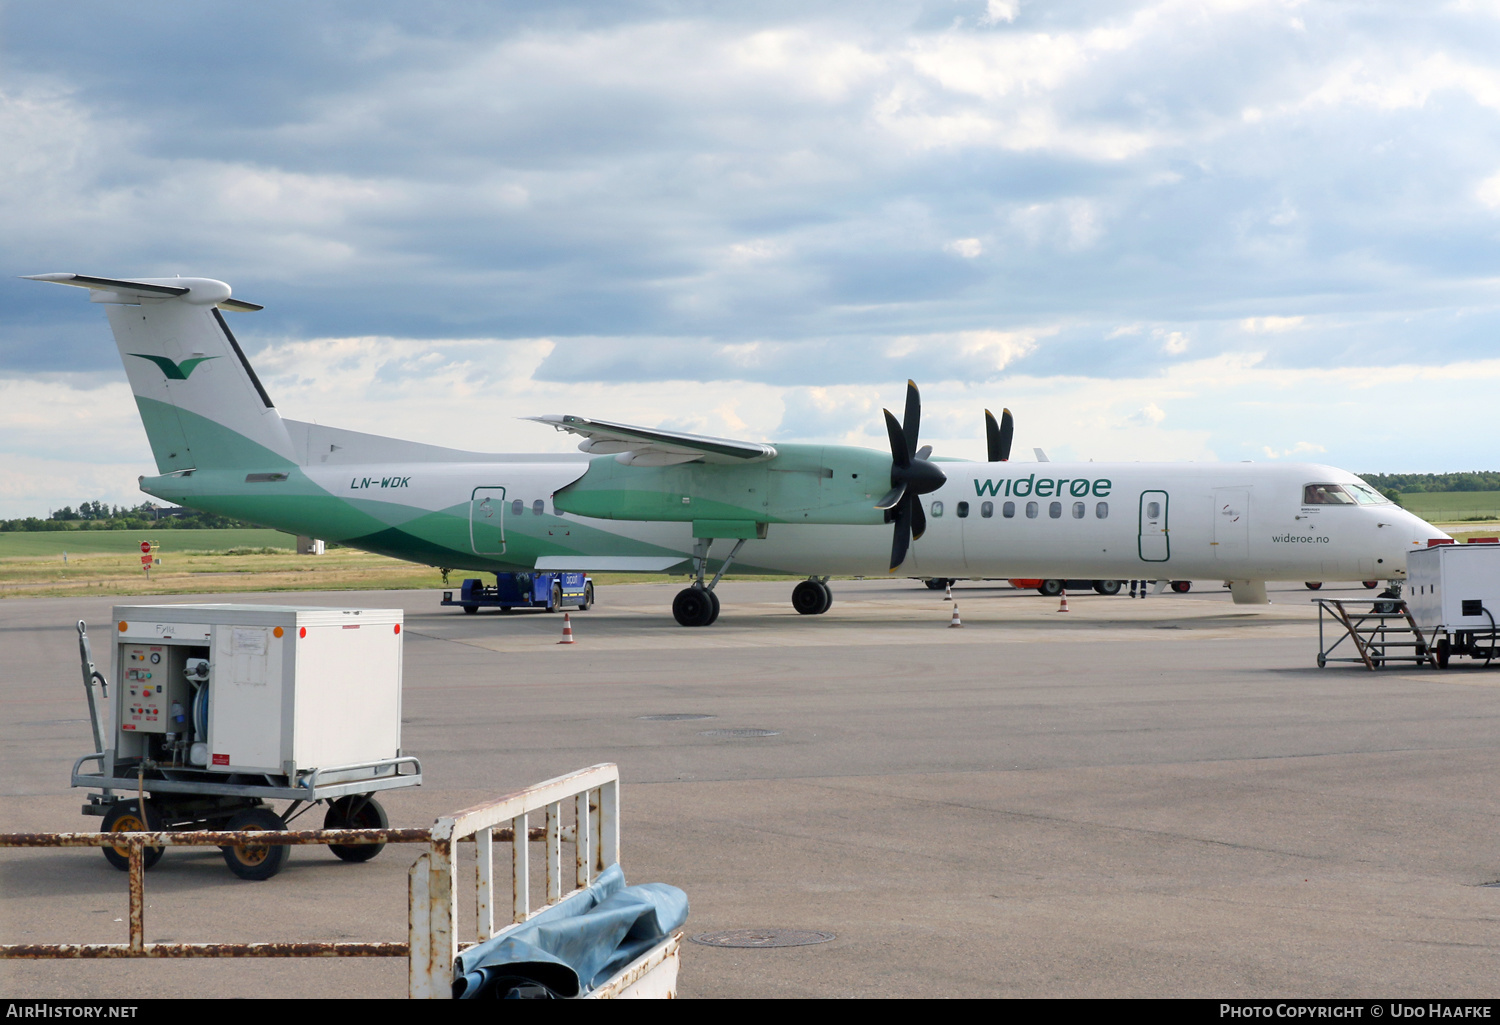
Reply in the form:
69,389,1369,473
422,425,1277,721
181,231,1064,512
129,353,219,380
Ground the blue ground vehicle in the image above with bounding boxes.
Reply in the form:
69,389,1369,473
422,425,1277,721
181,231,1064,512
441,572,594,614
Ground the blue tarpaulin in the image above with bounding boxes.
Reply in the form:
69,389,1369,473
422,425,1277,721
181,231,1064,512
452,863,689,999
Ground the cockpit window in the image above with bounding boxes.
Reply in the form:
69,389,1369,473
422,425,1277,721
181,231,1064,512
1345,482,1390,505
1303,484,1357,506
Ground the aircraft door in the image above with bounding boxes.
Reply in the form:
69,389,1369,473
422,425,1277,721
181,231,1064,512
1212,487,1250,562
1138,490,1170,562
469,487,507,555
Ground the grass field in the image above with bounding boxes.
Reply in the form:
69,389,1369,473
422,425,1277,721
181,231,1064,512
0,528,296,557
1398,491,1500,522
0,529,687,599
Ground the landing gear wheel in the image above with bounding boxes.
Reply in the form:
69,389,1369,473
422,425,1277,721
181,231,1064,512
462,605,478,615
923,579,949,591
1305,582,1322,590
324,796,388,863
1171,581,1192,594
672,587,715,627
222,807,289,880
792,580,827,615
1038,580,1063,597
579,583,594,611
705,589,721,625
1094,580,1122,596
817,581,833,614
101,800,164,872
1374,600,1399,615
549,583,562,612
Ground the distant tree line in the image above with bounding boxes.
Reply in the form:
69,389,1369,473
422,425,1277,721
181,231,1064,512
1358,472,1500,498
0,501,261,533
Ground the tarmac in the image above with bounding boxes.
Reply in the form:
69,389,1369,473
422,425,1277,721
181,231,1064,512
2,578,1499,998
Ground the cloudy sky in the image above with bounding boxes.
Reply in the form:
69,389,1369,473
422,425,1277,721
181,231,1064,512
3,0,1499,517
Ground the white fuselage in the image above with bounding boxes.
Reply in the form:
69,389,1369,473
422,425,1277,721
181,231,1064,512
295,458,1444,581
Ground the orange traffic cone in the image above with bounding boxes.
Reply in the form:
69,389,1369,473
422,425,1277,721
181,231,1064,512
558,612,576,644
944,583,953,602
1057,589,1070,613
949,604,963,628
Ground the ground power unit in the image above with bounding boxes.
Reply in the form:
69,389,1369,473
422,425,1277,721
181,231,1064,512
1405,544,1500,667
74,604,422,878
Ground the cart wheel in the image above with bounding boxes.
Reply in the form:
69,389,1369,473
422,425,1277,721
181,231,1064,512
222,807,289,880
1305,582,1322,590
462,604,478,614
101,800,164,872
579,582,594,611
1316,653,1326,668
550,582,562,612
1436,638,1451,669
324,796,388,863
1362,580,1379,589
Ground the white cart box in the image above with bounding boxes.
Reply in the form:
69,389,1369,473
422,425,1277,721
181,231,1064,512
112,604,403,777
1405,544,1500,632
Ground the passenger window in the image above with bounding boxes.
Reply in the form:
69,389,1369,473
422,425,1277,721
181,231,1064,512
512,499,524,516
1147,501,1160,518
1096,502,1109,519
1002,501,1015,518
1025,501,1038,519
1049,501,1062,519
532,499,546,516
931,501,944,517
1072,502,1085,519
956,501,969,518
980,501,994,518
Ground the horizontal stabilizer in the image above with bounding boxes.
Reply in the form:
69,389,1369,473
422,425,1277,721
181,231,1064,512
24,273,262,311
524,414,777,465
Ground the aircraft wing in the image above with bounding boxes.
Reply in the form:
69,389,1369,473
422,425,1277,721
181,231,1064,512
524,414,777,466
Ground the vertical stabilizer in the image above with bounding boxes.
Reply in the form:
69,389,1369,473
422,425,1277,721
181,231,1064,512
27,274,296,473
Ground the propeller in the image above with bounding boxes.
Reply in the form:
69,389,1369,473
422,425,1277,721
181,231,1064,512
876,380,947,570
985,408,1014,462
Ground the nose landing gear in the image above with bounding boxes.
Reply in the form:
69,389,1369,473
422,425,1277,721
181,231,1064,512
792,578,833,615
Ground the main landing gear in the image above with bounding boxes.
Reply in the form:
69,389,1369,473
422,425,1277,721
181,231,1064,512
792,578,833,615
672,537,747,627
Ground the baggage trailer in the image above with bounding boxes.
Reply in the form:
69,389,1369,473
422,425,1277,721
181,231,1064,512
442,571,594,614
72,605,422,879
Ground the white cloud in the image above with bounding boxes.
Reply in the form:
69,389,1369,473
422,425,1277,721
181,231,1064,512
1261,441,1326,459
1158,330,1190,355
1240,316,1305,334
1130,402,1167,425
945,237,983,258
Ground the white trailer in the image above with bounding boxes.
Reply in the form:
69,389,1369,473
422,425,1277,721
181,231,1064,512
73,604,422,878
1405,543,1500,667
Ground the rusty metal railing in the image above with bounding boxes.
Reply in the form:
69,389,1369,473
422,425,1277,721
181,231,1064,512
409,762,621,998
0,763,635,998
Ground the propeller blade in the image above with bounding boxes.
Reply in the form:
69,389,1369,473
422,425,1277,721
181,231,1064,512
883,408,910,468
889,498,912,571
998,408,1013,461
874,483,907,510
915,444,932,461
985,409,1001,462
910,494,927,540
902,379,921,456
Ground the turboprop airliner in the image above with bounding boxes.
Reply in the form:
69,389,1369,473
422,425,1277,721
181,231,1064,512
27,273,1448,626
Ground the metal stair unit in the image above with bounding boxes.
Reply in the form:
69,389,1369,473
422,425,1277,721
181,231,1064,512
1315,598,1439,670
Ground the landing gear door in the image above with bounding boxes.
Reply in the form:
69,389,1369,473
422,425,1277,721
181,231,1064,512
1138,490,1170,562
470,487,507,555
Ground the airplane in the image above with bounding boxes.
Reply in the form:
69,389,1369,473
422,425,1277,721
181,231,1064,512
26,272,1450,626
